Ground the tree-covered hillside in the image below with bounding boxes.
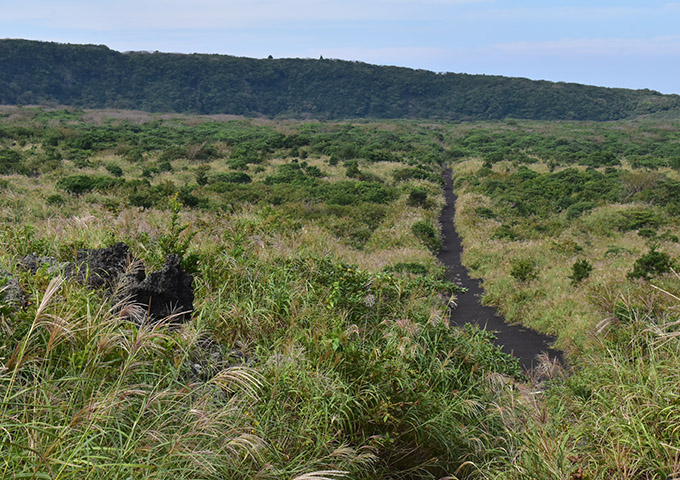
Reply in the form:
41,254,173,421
2,39,680,121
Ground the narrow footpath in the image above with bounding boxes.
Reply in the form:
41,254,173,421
437,168,562,371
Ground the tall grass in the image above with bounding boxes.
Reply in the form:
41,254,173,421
450,157,680,479
0,111,520,479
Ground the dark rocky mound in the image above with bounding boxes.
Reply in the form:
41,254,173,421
0,270,24,309
125,254,194,323
19,243,194,324
67,242,144,289
18,254,68,275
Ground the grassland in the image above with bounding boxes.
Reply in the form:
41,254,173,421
0,107,522,479
1,106,680,479
450,120,680,478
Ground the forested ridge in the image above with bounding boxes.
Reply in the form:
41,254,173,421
2,39,680,121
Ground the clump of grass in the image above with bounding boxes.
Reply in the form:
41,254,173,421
510,257,538,282
487,281,680,479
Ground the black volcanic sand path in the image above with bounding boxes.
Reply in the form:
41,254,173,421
437,168,562,371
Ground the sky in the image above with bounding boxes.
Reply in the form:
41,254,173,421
2,0,679,94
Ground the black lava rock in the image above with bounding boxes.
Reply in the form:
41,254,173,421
0,270,24,309
68,242,144,289
126,254,194,323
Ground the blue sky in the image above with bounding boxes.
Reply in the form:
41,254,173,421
2,0,679,94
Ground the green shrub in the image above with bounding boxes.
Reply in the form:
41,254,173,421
46,193,66,206
158,161,173,172
304,165,323,178
638,228,657,238
192,143,220,160
566,201,595,219
264,163,309,185
478,168,621,219
195,166,209,186
211,172,252,184
142,166,159,178
392,166,441,184
657,230,680,243
56,174,123,195
628,246,674,280
583,150,619,166
615,209,664,232
493,224,518,240
177,185,202,208
345,159,360,178
406,187,429,207
510,257,538,282
159,145,186,162
105,163,124,177
146,194,199,272
477,166,493,177
569,259,593,284
326,181,395,205
124,148,144,162
411,220,441,253
0,149,23,174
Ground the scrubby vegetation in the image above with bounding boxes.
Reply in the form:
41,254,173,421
452,117,680,478
2,106,680,479
0,107,521,479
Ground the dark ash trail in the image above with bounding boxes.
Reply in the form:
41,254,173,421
437,168,562,371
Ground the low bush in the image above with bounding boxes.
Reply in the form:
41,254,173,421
475,206,496,219
46,193,66,206
392,166,442,184
105,163,124,177
411,220,442,253
628,246,674,280
510,257,538,282
210,172,252,184
0,148,23,174
384,262,429,275
406,186,429,207
569,258,593,284
614,208,664,232
56,174,124,195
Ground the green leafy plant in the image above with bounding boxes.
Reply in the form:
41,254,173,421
211,171,252,184
569,258,593,284
627,246,674,280
149,194,199,272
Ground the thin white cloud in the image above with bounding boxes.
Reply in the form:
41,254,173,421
494,36,680,57
464,2,680,22
1,0,442,29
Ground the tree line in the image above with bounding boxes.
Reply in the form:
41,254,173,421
2,39,680,121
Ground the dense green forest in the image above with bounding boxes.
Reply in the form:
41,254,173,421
2,39,680,121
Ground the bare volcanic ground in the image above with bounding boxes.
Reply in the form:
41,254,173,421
437,168,562,371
